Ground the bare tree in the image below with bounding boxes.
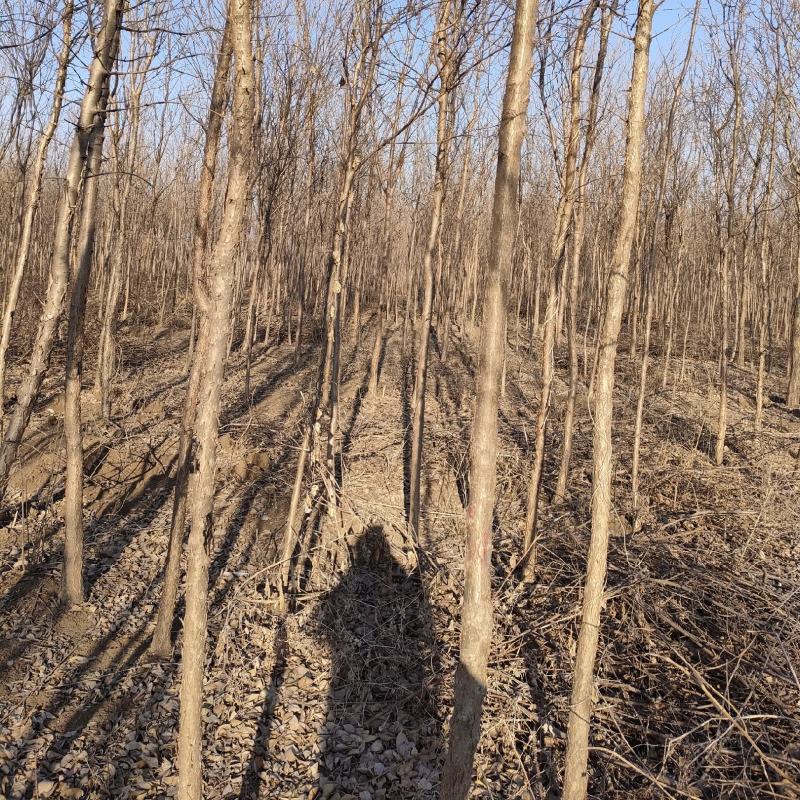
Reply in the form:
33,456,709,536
562,0,654,795
520,0,598,579
280,0,382,592
95,25,159,419
176,0,255,794
439,0,537,794
713,1,744,465
0,0,73,430
554,0,612,503
0,0,123,492
149,17,233,659
62,8,121,605
408,0,461,540
630,0,699,521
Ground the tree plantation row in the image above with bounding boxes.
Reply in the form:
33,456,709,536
0,0,798,797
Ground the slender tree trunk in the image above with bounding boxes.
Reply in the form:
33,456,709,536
408,0,456,538
439,0,536,793
562,1,653,795
95,33,156,418
756,233,770,427
0,0,123,492
520,0,597,577
756,110,776,428
735,258,748,369
0,1,73,430
62,25,119,605
554,4,611,503
280,24,378,589
176,0,254,794
788,248,800,408
150,18,233,658
716,254,731,463
715,41,741,465
368,304,384,396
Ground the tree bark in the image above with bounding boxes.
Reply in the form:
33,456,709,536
62,20,120,605
520,0,597,577
0,0,73,432
439,0,537,794
756,107,777,429
0,0,123,493
553,3,611,505
715,28,742,465
561,0,653,795
408,0,457,538
176,0,254,794
94,32,158,419
280,9,381,590
150,18,232,658
787,263,800,408
631,288,652,522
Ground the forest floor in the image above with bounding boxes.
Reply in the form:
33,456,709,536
0,313,799,799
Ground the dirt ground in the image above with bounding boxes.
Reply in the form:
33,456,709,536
0,314,798,799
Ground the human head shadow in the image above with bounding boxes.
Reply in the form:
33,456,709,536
312,525,442,798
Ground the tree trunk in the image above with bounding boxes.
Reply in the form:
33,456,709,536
62,25,119,605
562,0,653,795
439,0,537,795
279,8,381,589
94,32,157,419
176,0,254,794
787,252,800,408
520,0,597,577
408,0,457,538
554,4,611,505
0,0,123,492
715,36,742,465
631,288,652,523
150,18,233,659
756,109,776,429
0,0,73,431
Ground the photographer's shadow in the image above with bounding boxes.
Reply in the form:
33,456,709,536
313,525,442,798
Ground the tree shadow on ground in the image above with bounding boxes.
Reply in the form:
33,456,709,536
238,620,288,800
400,357,413,524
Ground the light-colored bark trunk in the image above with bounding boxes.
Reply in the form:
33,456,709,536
554,4,612,505
756,111,777,429
715,41,741,465
0,1,73,432
408,0,456,538
631,289,652,521
150,18,232,659
279,4,384,590
94,34,156,419
562,0,653,795
280,32,377,589
788,249,800,407
0,0,123,492
62,22,119,605
439,0,537,793
176,0,254,794
520,0,597,577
